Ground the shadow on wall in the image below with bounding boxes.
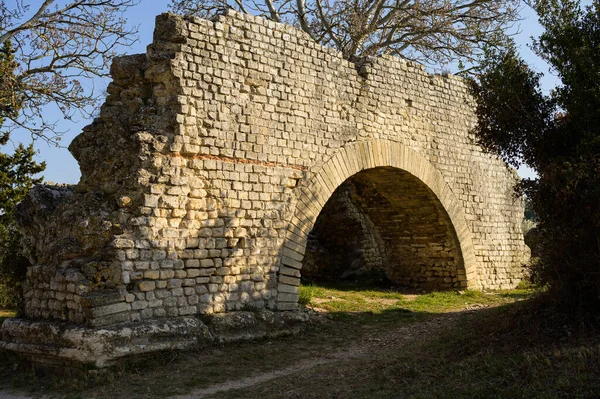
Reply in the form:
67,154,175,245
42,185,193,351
273,139,481,311
300,167,465,291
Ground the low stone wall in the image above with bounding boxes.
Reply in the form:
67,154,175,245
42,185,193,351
0,311,310,368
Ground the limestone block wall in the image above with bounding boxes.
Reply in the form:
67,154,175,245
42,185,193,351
15,11,528,327
302,180,388,283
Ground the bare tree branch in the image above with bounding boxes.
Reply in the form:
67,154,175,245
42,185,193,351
314,0,344,50
171,0,518,70
264,0,282,22
296,0,317,40
0,0,55,44
0,0,139,143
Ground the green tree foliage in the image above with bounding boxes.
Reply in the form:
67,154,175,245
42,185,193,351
0,41,20,139
468,0,600,318
0,225,31,310
0,41,45,310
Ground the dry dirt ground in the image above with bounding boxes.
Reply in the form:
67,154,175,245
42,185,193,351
169,312,463,399
2,289,598,399
2,312,467,399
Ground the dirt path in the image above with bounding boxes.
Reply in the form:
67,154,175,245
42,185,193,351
171,311,465,399
0,309,475,399
0,391,40,399
170,357,340,399
1,293,508,399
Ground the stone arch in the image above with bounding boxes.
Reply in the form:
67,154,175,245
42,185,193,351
276,140,478,309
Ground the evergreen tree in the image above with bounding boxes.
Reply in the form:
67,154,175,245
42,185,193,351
0,41,20,141
0,41,45,310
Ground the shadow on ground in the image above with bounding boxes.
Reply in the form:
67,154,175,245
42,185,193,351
1,290,599,399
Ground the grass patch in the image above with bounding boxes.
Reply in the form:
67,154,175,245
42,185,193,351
0,309,15,324
371,300,600,399
401,345,600,398
215,295,600,399
299,282,525,317
298,284,325,306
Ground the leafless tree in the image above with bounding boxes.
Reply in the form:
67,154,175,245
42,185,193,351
0,0,138,144
170,0,519,70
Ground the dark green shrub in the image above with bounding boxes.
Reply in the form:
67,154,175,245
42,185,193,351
468,0,600,320
0,224,29,310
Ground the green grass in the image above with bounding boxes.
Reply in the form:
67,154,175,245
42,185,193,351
298,284,326,306
215,290,600,399
299,282,530,316
400,345,600,398
370,301,600,399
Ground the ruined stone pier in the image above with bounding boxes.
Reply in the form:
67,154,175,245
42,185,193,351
0,11,528,367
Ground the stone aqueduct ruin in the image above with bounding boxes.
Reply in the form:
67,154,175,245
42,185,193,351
1,12,528,366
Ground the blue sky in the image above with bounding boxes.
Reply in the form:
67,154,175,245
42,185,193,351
12,2,557,184
25,2,171,184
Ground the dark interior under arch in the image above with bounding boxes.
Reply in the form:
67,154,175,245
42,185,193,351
301,167,466,290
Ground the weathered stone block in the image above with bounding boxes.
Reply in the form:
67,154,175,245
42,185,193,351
138,281,156,292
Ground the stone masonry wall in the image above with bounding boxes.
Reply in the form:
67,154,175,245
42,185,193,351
15,11,528,328
302,180,388,283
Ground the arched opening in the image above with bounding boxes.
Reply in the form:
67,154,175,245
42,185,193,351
276,140,478,309
301,167,465,290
